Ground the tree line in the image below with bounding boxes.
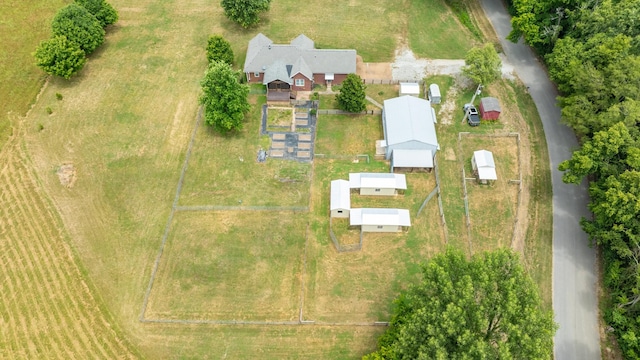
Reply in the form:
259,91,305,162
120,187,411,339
34,0,118,79
508,0,640,357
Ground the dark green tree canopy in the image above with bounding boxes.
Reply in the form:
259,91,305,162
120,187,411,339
462,43,502,86
220,0,271,28
74,0,118,28
200,61,250,133
336,73,367,113
364,248,556,360
206,35,234,65
34,36,86,79
52,4,105,54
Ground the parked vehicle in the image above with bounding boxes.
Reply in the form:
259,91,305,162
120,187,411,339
463,103,480,126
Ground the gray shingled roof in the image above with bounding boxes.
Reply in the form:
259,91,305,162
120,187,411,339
262,60,292,85
244,33,356,75
383,96,438,148
480,97,501,112
290,57,313,80
290,34,314,49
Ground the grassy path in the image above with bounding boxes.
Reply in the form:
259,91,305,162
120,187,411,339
0,127,138,359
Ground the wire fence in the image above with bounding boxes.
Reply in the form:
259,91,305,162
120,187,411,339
433,157,448,243
314,153,370,163
329,217,363,252
362,79,424,85
457,132,523,253
317,109,381,115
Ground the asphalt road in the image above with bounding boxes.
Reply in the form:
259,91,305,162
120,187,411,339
479,0,601,358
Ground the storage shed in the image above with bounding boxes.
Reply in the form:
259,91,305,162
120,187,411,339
349,208,411,232
428,84,441,104
349,173,407,196
479,97,501,120
400,82,420,97
330,179,351,217
382,96,439,171
472,150,497,184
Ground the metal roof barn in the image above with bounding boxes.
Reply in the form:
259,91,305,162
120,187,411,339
350,208,411,232
391,149,433,172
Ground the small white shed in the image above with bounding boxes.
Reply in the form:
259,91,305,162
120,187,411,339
350,208,411,232
428,84,441,104
349,173,407,196
330,179,351,217
400,82,420,97
472,150,498,184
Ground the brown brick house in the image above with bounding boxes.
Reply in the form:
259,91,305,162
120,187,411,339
243,33,357,101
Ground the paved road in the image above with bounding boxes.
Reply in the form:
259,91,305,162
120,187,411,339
479,0,600,358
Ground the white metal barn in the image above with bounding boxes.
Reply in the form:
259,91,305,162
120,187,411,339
330,179,351,217
349,173,407,196
428,83,441,104
399,82,420,97
472,150,498,184
391,149,434,173
350,208,411,232
382,96,439,172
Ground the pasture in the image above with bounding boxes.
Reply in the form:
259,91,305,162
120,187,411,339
4,0,552,359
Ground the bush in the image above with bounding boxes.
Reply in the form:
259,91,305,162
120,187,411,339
56,93,63,100
52,4,105,54
206,35,234,65
34,36,86,79
74,0,118,27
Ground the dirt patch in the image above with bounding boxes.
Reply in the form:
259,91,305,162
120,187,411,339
444,147,456,161
438,83,460,125
56,163,77,188
356,55,392,80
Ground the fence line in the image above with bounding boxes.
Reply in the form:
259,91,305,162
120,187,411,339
433,157,448,243
139,106,203,321
329,217,363,252
362,79,424,85
461,168,473,256
417,187,439,216
175,205,308,212
314,153,370,163
317,109,381,115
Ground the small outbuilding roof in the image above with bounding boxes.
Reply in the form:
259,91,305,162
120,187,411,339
349,208,411,227
400,82,420,95
349,173,407,190
392,149,433,169
473,150,498,180
330,179,351,210
429,83,441,98
480,97,501,112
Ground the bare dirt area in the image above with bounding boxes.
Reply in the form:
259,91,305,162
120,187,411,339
356,55,392,80
56,163,77,188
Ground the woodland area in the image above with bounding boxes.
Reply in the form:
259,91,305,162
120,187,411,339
508,0,640,357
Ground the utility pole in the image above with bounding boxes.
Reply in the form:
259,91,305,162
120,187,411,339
461,84,483,124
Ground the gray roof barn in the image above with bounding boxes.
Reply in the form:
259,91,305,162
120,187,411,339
244,33,357,78
350,208,411,227
382,96,439,166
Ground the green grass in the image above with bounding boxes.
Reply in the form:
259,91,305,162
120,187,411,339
315,114,383,156
408,0,479,58
0,0,68,150
148,210,305,320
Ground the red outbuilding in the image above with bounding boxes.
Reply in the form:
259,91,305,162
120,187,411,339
479,97,501,120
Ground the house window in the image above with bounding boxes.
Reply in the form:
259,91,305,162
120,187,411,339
295,78,305,87
254,72,260,78
375,188,381,192
377,226,383,229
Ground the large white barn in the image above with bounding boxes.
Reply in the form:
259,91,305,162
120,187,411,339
382,96,439,172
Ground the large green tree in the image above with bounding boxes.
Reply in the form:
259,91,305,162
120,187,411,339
220,0,271,28
74,0,118,28
34,36,86,79
461,43,502,87
200,61,250,133
336,73,367,113
206,35,234,65
52,4,105,54
364,248,556,360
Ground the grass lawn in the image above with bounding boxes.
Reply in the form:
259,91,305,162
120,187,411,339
408,0,479,58
315,114,382,156
147,210,305,321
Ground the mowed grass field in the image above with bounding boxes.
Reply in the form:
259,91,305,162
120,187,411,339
5,0,551,359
